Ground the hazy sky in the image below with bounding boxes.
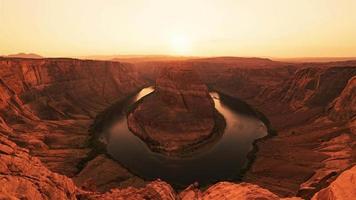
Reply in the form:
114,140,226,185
1,0,355,57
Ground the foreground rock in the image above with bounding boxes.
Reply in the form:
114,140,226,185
312,165,356,200
128,68,223,155
0,132,312,200
73,154,145,192
84,180,303,200
0,133,77,199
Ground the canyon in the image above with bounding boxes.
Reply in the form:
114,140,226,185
0,56,355,199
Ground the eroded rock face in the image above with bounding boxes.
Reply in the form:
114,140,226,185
83,180,177,200
179,182,281,200
0,57,146,190
235,67,356,198
328,76,356,121
84,180,307,200
1,57,356,199
73,154,145,192
278,67,356,111
312,166,356,200
0,133,77,200
128,68,221,155
0,58,145,120
133,60,355,198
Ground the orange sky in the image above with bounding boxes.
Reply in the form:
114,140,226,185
0,0,355,57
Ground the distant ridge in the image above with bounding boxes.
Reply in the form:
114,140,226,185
82,54,199,62
273,57,356,63
6,53,43,59
189,56,274,63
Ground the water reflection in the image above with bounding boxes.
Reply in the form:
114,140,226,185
104,87,267,188
134,86,155,101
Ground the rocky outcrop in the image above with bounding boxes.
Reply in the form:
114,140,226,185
128,68,223,155
82,180,177,200
328,76,356,121
0,133,77,199
312,166,356,200
0,57,146,190
179,182,283,200
83,180,304,200
73,154,145,192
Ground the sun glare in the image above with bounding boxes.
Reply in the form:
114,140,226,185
170,34,192,55
1,0,356,57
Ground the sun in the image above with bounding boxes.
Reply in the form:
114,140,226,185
170,34,192,55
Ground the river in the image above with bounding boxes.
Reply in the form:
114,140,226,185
100,86,267,188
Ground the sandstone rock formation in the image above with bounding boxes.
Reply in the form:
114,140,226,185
179,182,282,200
0,133,78,199
0,57,146,191
73,154,145,192
133,59,356,198
1,57,356,199
328,76,356,121
83,180,304,200
206,65,356,198
128,67,223,155
312,166,356,200
82,180,177,200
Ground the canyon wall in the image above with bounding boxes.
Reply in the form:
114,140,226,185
0,57,355,199
0,57,147,187
0,58,145,120
205,64,356,198
133,59,356,199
